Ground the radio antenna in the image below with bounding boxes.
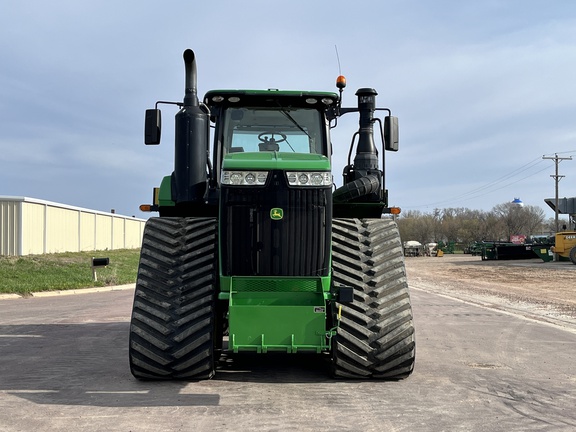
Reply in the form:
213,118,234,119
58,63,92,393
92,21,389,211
335,45,342,76
333,45,346,122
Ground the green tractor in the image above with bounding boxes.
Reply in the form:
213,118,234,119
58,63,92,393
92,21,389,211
129,49,415,380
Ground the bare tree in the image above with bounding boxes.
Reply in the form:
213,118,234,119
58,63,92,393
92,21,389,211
523,205,546,236
480,212,505,240
396,202,550,247
491,202,546,240
397,210,436,245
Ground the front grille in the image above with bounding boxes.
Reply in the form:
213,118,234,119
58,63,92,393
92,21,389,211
221,172,331,277
232,279,320,292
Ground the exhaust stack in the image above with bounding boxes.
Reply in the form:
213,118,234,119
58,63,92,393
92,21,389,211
183,49,199,107
173,49,209,204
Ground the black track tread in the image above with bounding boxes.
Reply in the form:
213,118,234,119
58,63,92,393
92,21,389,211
129,217,218,380
331,218,415,379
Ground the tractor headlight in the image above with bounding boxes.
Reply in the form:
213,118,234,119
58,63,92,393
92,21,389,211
286,172,332,187
221,171,269,186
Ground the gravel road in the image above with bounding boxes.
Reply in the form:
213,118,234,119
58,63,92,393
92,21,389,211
405,254,576,329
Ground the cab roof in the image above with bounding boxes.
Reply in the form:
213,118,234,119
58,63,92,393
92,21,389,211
203,89,339,109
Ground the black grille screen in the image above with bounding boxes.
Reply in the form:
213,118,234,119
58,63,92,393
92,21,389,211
221,173,331,277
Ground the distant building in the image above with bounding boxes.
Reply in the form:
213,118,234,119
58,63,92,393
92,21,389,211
0,196,146,256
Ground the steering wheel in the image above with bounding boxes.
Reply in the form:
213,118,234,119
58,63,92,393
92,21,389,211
258,131,287,143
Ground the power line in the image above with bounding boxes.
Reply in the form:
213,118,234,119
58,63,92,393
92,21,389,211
462,164,550,200
403,150,576,211
450,157,544,200
410,156,547,209
552,149,576,156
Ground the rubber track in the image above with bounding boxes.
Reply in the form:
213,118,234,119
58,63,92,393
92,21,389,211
331,218,415,379
129,217,218,380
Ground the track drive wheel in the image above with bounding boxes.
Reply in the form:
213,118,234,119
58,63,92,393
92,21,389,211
129,217,220,380
331,218,415,379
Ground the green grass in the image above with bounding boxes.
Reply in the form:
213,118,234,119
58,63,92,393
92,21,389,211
0,249,140,295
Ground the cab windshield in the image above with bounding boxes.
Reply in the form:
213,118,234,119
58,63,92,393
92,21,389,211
222,107,325,155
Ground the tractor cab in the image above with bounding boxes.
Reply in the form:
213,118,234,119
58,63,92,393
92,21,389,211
204,90,338,183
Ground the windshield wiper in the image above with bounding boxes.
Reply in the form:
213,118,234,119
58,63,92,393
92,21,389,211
280,109,310,139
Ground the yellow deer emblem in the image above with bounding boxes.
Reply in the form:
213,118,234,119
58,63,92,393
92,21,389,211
270,208,284,220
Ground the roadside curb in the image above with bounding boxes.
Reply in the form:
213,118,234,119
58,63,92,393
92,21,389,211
0,293,22,300
0,284,135,300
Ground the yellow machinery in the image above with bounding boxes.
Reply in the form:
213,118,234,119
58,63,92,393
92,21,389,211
551,231,576,264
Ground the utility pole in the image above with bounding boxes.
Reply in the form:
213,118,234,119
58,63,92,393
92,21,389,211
542,153,572,232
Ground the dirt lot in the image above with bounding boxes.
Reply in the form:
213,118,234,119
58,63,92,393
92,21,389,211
405,254,576,327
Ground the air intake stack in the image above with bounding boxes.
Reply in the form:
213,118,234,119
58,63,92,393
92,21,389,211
353,88,380,177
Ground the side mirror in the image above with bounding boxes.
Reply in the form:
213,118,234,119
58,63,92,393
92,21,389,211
144,109,162,145
384,116,399,151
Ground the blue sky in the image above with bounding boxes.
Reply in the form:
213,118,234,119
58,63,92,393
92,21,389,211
1,1,575,219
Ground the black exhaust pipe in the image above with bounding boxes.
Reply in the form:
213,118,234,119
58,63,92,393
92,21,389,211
183,49,199,108
173,49,209,204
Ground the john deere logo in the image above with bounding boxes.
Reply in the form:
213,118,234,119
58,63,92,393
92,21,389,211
270,208,283,220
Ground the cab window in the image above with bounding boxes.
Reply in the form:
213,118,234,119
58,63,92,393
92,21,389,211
222,107,325,155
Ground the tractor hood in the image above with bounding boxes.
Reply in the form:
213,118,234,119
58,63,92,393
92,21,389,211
222,152,330,171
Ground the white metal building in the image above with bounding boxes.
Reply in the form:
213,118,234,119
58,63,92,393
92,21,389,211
0,196,146,256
